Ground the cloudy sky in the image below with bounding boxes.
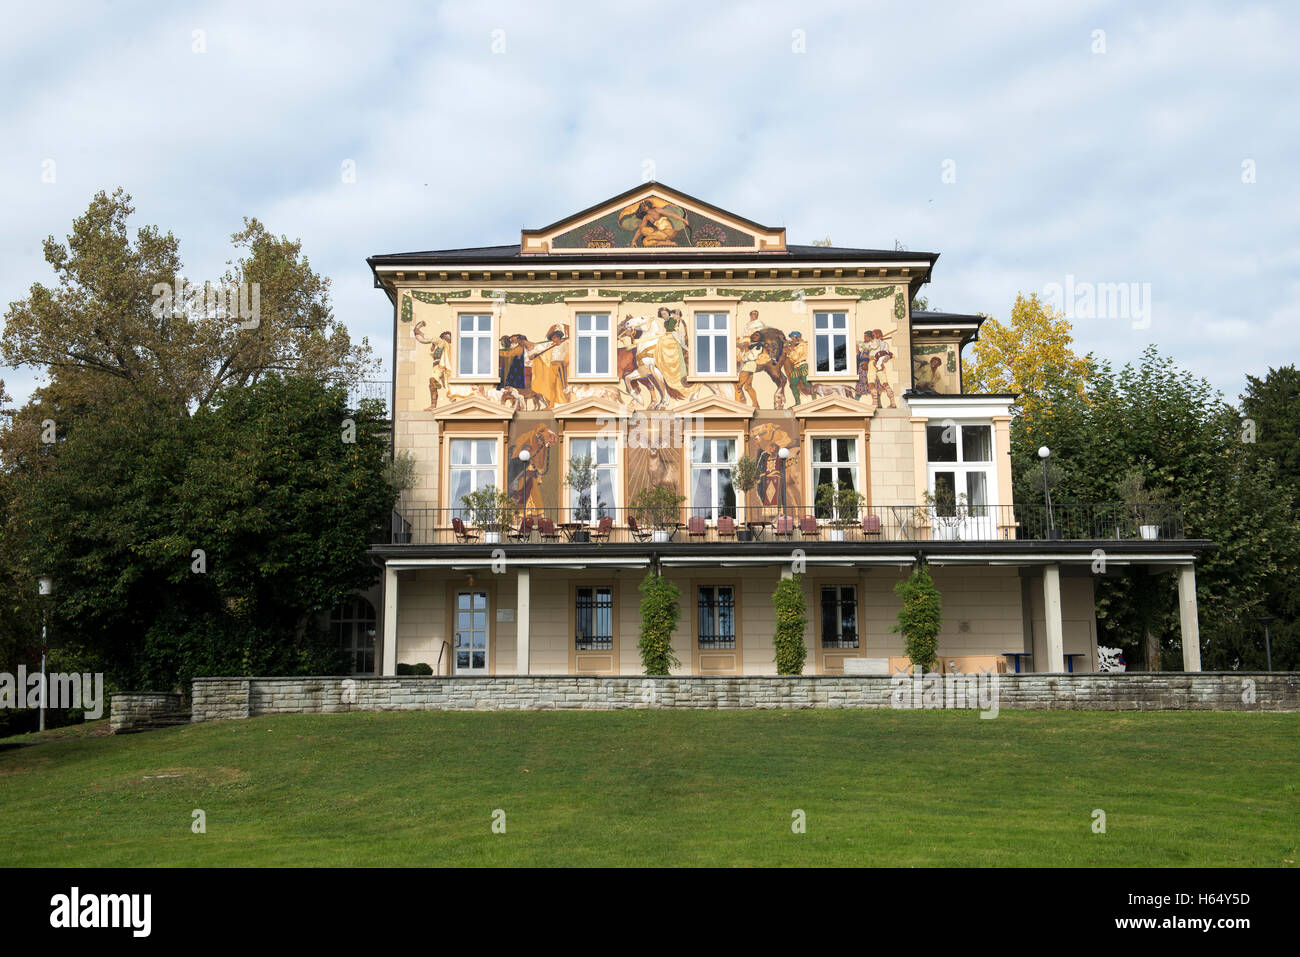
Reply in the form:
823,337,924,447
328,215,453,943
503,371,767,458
2,0,1295,405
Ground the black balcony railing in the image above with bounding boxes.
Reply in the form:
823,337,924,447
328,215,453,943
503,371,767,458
386,503,1186,546
346,379,392,417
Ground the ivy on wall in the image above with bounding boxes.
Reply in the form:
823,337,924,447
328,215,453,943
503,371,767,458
714,287,826,301
400,294,412,323
838,285,893,302
895,291,906,320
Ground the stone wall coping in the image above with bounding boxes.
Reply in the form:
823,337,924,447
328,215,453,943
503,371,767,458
191,672,1295,682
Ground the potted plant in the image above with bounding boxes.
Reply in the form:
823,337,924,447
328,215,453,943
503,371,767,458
733,454,759,541
1115,467,1168,540
920,488,969,540
630,485,684,543
460,485,517,544
565,455,596,543
816,480,864,542
384,449,417,543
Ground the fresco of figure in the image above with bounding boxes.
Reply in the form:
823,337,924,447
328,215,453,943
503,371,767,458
509,423,559,515
498,334,527,390
525,325,569,407
785,331,811,406
913,355,944,394
857,329,897,409
413,321,453,410
620,198,692,247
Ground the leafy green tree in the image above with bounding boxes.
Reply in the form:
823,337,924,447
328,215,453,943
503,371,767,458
1240,365,1300,499
10,376,393,688
893,566,942,672
637,570,681,676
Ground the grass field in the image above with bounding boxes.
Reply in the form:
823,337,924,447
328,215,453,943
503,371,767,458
1,710,1296,866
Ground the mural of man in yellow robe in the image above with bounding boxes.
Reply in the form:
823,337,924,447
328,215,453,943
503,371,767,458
526,325,569,407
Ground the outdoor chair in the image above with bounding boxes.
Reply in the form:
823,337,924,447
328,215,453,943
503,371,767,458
799,516,820,539
717,515,737,538
590,516,613,542
772,515,796,538
861,513,882,538
508,516,534,542
627,516,653,543
538,517,562,543
687,515,708,540
452,517,480,543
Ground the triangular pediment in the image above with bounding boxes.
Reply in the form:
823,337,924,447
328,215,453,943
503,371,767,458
521,182,786,255
675,394,758,418
791,394,874,418
429,395,515,421
552,396,627,419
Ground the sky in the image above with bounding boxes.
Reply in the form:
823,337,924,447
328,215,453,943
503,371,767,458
2,0,1296,406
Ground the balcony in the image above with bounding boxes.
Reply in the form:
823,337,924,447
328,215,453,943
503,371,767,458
385,503,1186,547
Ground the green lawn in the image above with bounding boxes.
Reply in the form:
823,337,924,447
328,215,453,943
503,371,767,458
1,710,1296,866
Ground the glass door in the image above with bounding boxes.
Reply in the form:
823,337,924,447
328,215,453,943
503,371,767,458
454,590,490,674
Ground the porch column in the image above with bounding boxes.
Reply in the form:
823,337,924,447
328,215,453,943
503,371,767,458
1177,564,1202,672
382,564,398,676
516,566,531,676
1042,564,1065,672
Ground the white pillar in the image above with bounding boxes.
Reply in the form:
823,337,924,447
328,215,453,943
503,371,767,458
516,567,531,676
1178,564,1202,672
1042,564,1065,672
382,564,398,676
781,564,793,580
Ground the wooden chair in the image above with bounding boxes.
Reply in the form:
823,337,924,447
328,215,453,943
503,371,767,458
687,515,708,540
508,516,534,542
861,513,882,538
627,516,653,543
590,516,613,542
799,516,820,539
772,515,796,538
538,517,562,543
452,517,480,543
717,515,737,538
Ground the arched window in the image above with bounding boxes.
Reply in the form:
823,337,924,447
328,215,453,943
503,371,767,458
331,598,377,675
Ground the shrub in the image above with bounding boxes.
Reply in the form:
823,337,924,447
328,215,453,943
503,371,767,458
396,662,433,676
772,576,808,674
637,570,681,675
893,566,942,672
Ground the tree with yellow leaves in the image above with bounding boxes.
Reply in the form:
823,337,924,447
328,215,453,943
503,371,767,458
964,292,1093,425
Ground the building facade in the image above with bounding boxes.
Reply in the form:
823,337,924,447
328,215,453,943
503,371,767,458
362,184,1207,677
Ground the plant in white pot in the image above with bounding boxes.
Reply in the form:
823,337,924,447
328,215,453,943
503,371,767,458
631,485,684,543
816,480,863,542
1115,467,1168,540
733,454,759,541
460,485,516,544
564,455,596,543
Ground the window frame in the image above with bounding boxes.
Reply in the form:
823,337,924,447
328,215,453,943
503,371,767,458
819,584,859,649
331,597,378,675
687,434,739,523
574,585,616,652
692,310,733,379
925,421,995,517
455,311,497,380
573,311,615,380
566,433,620,523
696,584,737,650
445,434,504,518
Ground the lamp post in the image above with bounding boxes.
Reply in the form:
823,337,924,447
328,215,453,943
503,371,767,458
1256,616,1275,672
37,576,53,732
1038,446,1055,537
778,446,789,530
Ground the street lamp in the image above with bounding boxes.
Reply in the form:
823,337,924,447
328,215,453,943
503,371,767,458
1038,446,1055,536
37,576,53,732
1256,616,1275,673
778,446,789,530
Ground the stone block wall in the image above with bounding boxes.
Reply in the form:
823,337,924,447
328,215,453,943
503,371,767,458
189,672,1300,722
110,692,183,732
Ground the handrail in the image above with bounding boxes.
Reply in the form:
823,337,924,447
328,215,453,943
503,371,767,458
436,640,449,676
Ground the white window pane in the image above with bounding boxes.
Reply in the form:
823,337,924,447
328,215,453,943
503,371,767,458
578,336,591,374
459,339,474,374
719,439,736,462
962,425,992,462
476,440,496,464
712,338,726,373
595,343,608,375
475,337,491,375
460,315,474,332
450,440,470,465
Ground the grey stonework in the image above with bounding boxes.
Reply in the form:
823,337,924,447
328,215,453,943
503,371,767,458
110,693,184,732
187,673,1300,722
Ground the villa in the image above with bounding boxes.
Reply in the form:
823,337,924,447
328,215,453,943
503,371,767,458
349,183,1209,678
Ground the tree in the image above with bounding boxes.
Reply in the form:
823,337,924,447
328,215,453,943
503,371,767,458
637,570,681,675
772,576,808,674
2,189,377,416
1240,365,1300,500
9,376,394,688
893,566,942,672
964,293,1093,424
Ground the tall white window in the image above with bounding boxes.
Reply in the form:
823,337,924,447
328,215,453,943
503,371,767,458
569,437,618,521
814,311,849,373
811,437,859,519
448,438,497,518
575,313,612,377
458,314,494,377
690,437,737,521
694,312,730,375
926,424,993,516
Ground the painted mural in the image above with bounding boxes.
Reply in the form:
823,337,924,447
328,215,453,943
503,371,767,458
551,197,756,250
404,287,909,414
911,342,960,395
507,417,561,515
750,417,803,512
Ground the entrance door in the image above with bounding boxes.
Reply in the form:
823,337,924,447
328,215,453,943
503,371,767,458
454,590,490,674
